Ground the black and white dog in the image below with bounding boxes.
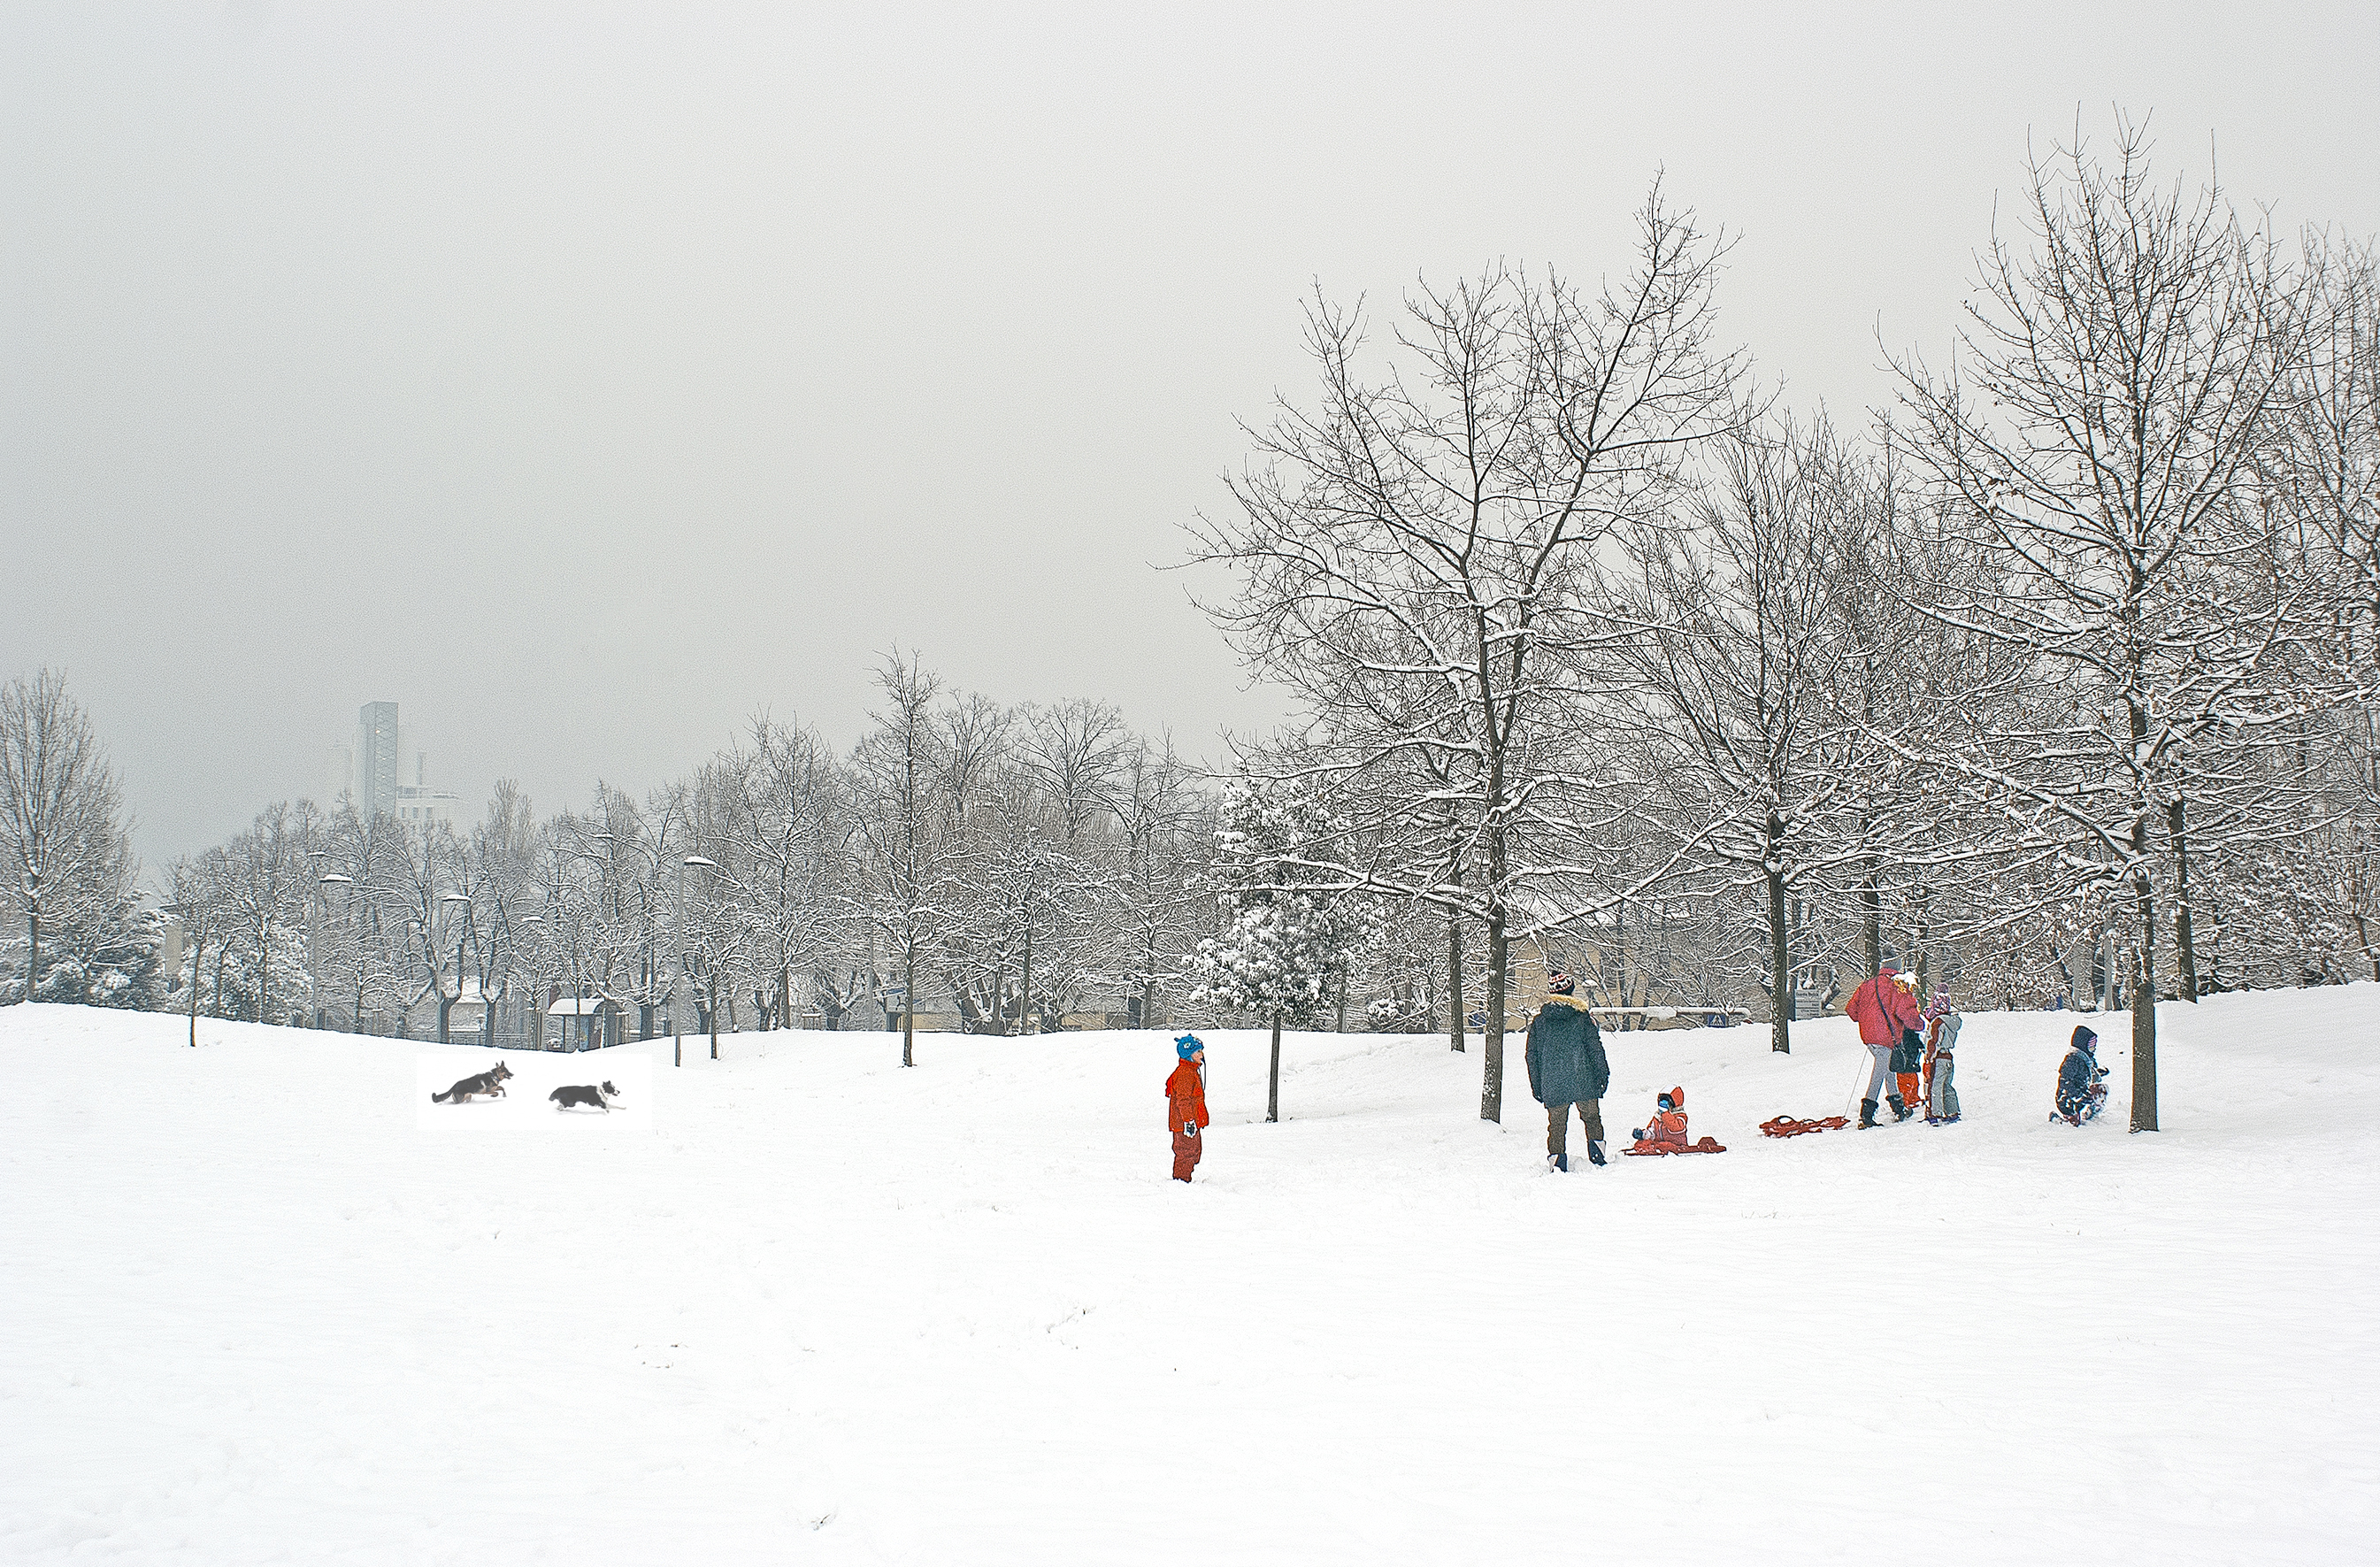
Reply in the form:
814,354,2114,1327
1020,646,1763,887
549,1080,622,1112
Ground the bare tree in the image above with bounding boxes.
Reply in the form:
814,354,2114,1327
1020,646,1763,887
1612,421,1914,1054
850,650,954,1066
1111,734,1209,1029
167,850,228,1044
0,670,134,1005
1891,119,2311,1131
1187,183,1749,1120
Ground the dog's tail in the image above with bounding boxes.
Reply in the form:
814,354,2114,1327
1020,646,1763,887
431,1089,453,1103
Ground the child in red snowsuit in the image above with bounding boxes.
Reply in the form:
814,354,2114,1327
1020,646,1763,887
1167,1034,1209,1182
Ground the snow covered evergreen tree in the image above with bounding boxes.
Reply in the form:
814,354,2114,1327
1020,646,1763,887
1190,771,1373,1122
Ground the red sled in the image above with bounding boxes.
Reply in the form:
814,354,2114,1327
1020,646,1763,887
1760,1115,1848,1138
1624,1134,1727,1156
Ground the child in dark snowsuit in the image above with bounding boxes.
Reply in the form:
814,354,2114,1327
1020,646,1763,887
1167,1034,1209,1181
2054,1025,2109,1125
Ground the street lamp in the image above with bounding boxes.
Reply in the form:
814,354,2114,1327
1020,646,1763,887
675,855,718,1067
304,849,327,1027
319,872,354,1030
440,892,472,1046
519,913,547,1047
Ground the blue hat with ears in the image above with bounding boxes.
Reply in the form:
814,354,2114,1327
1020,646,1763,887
1175,1034,1204,1059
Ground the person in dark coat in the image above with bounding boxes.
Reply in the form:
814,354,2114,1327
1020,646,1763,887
1525,968,1610,1171
2054,1025,2109,1125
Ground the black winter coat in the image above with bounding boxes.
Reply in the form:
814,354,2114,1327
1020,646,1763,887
1525,996,1610,1106
2056,1042,2101,1118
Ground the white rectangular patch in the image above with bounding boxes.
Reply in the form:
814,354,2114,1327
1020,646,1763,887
415,1050,653,1132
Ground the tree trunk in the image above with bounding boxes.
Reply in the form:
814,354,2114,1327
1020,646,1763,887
1914,891,1932,998
710,979,721,1061
1766,855,1792,1056
188,933,203,1046
437,995,452,1044
23,908,36,1005
1861,851,1882,977
1446,908,1465,1053
1614,895,1627,1031
1480,908,1508,1123
902,950,916,1067
1019,923,1033,1037
2130,858,2160,1134
2169,797,2200,1002
1267,1014,1281,1123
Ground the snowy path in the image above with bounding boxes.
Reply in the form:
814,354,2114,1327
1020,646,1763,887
3,989,2375,1563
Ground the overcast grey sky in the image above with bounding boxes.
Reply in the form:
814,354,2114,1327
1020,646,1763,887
5,2,2376,862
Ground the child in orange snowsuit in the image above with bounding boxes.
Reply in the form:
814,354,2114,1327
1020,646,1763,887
1632,1087,1691,1151
1167,1034,1209,1182
1625,1086,1727,1156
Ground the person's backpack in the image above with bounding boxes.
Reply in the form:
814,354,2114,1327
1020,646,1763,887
1890,1027,1924,1073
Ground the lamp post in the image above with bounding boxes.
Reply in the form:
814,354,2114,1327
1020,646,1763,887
678,854,718,1065
440,891,471,1046
520,912,546,1049
319,872,353,1031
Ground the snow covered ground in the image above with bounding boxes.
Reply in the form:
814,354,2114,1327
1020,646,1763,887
3,988,2375,1564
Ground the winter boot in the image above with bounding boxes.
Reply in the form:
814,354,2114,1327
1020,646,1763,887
1859,1098,1880,1129
1887,1094,1913,1123
1586,1141,1607,1167
1548,1150,1569,1173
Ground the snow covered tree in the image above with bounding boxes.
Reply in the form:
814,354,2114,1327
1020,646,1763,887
1611,420,1913,1054
849,650,957,1065
315,801,409,1033
1891,119,2313,1131
211,803,314,1025
717,715,846,1030
1190,772,1374,1122
1186,184,1750,1121
0,669,140,1008
1111,735,1211,1030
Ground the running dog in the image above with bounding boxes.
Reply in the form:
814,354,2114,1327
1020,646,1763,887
549,1080,621,1112
430,1060,514,1103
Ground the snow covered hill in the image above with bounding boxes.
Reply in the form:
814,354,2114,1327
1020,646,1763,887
4,989,2376,1564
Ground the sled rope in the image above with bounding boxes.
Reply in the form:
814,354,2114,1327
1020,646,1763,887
1760,1114,1849,1139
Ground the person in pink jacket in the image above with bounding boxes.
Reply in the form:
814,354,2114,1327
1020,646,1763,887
1842,966,1923,1128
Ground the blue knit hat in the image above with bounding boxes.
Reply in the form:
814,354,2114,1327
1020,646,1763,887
1175,1034,1204,1059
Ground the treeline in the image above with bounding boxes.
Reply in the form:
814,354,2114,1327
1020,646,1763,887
138,656,1218,1055
1186,123,2379,1128
5,121,2374,1141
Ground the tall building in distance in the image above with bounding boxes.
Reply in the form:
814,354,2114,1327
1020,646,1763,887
356,700,401,818
324,702,462,832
